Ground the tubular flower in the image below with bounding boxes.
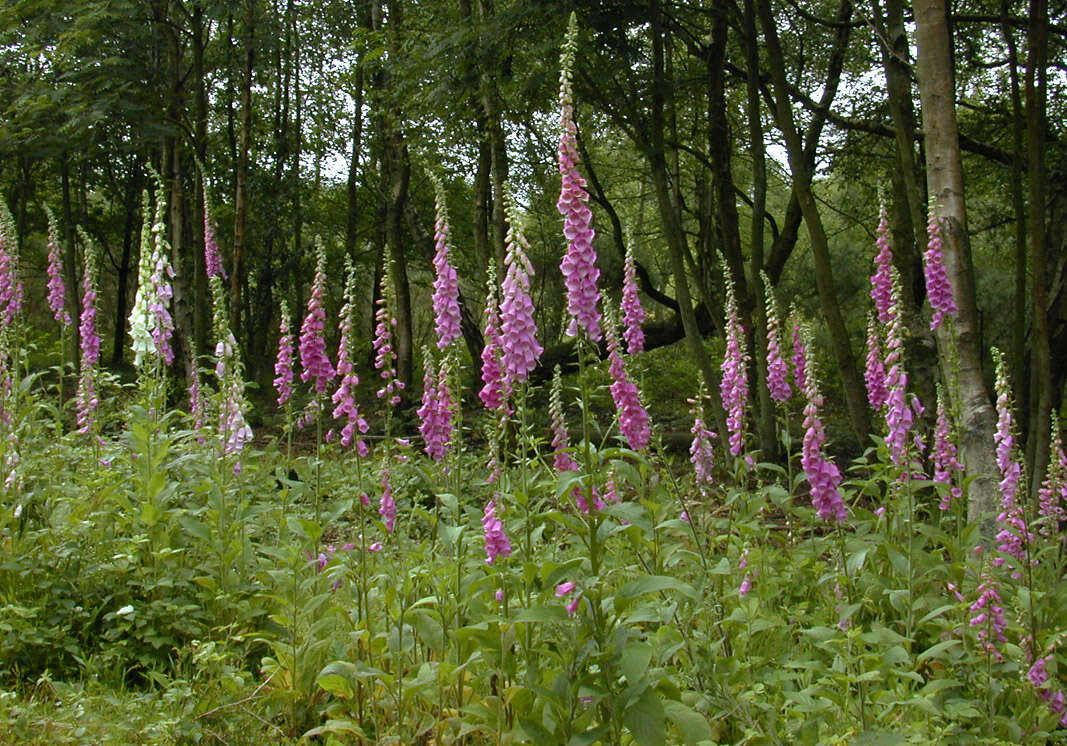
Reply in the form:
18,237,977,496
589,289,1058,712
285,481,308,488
550,365,579,472
1038,414,1067,534
274,301,295,408
689,389,717,496
969,576,1007,661
479,263,510,411
129,185,175,368
0,201,22,328
557,15,601,341
203,193,226,279
430,177,462,350
373,270,404,406
499,195,543,385
300,241,336,395
379,464,396,534
188,351,207,435
924,206,958,330
211,277,252,456
332,260,369,455
791,314,808,395
991,348,1030,576
870,205,895,325
621,244,645,355
933,389,964,511
75,229,100,435
719,268,748,457
482,499,512,565
864,314,889,411
883,273,913,468
417,351,454,462
605,306,650,451
44,207,70,326
797,324,846,522
763,274,790,403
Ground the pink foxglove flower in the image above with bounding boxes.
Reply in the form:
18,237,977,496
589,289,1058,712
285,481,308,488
1037,414,1067,534
332,260,369,455
557,17,601,341
211,277,252,456
969,576,1007,660
763,275,790,403
791,315,808,394
621,245,645,354
300,242,336,395
924,207,957,330
203,193,226,279
373,271,404,406
605,306,649,451
991,348,1030,576
720,269,748,457
482,499,512,565
499,195,542,385
796,324,846,522
44,207,70,326
478,263,510,412
0,201,22,328
188,352,206,433
933,390,964,510
689,390,716,496
550,365,579,472
417,352,454,462
430,179,462,350
75,229,100,435
883,274,913,468
379,464,396,534
870,206,895,325
274,301,295,407
129,184,174,368
864,314,889,411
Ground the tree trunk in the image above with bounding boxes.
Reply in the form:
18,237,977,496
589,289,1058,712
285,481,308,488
345,66,365,259
111,165,141,369
231,0,255,342
913,0,1000,526
756,0,871,442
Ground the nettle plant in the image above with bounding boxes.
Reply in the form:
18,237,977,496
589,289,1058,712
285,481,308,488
3,18,1067,746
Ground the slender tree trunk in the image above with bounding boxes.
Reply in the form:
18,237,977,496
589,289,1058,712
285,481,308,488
191,2,210,357
477,0,508,272
112,165,141,369
232,0,255,342
1025,0,1051,494
345,66,365,259
913,0,1000,526
60,155,80,363
756,0,871,441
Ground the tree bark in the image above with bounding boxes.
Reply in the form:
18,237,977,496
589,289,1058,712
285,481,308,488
231,0,255,342
913,0,1000,525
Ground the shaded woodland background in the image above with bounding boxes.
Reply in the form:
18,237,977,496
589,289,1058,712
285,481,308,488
0,0,1064,495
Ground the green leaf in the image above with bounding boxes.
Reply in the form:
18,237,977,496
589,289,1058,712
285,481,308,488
513,605,568,623
517,717,556,744
663,700,713,746
917,639,960,664
620,641,654,685
846,545,871,575
617,575,698,603
410,609,444,650
316,673,354,699
623,686,665,746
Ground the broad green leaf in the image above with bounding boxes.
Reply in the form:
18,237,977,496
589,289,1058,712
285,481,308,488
624,686,665,746
617,575,698,603
663,700,713,746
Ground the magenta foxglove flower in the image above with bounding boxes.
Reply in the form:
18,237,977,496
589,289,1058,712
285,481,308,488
332,260,369,455
188,352,206,432
969,576,1007,661
300,242,336,395
796,324,846,522
763,276,790,403
924,207,958,330
991,348,1030,576
203,194,226,279
431,181,462,350
605,308,649,450
791,316,808,394
499,196,543,384
719,270,748,457
146,183,175,366
557,17,601,341
0,201,22,328
621,245,645,354
482,499,512,565
44,207,70,326
689,391,716,495
550,366,579,472
379,464,396,534
883,274,913,468
933,390,964,510
479,264,510,412
274,301,295,408
864,315,889,411
373,272,404,406
210,277,252,456
1037,414,1067,534
870,206,895,325
75,230,100,435
417,352,454,462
